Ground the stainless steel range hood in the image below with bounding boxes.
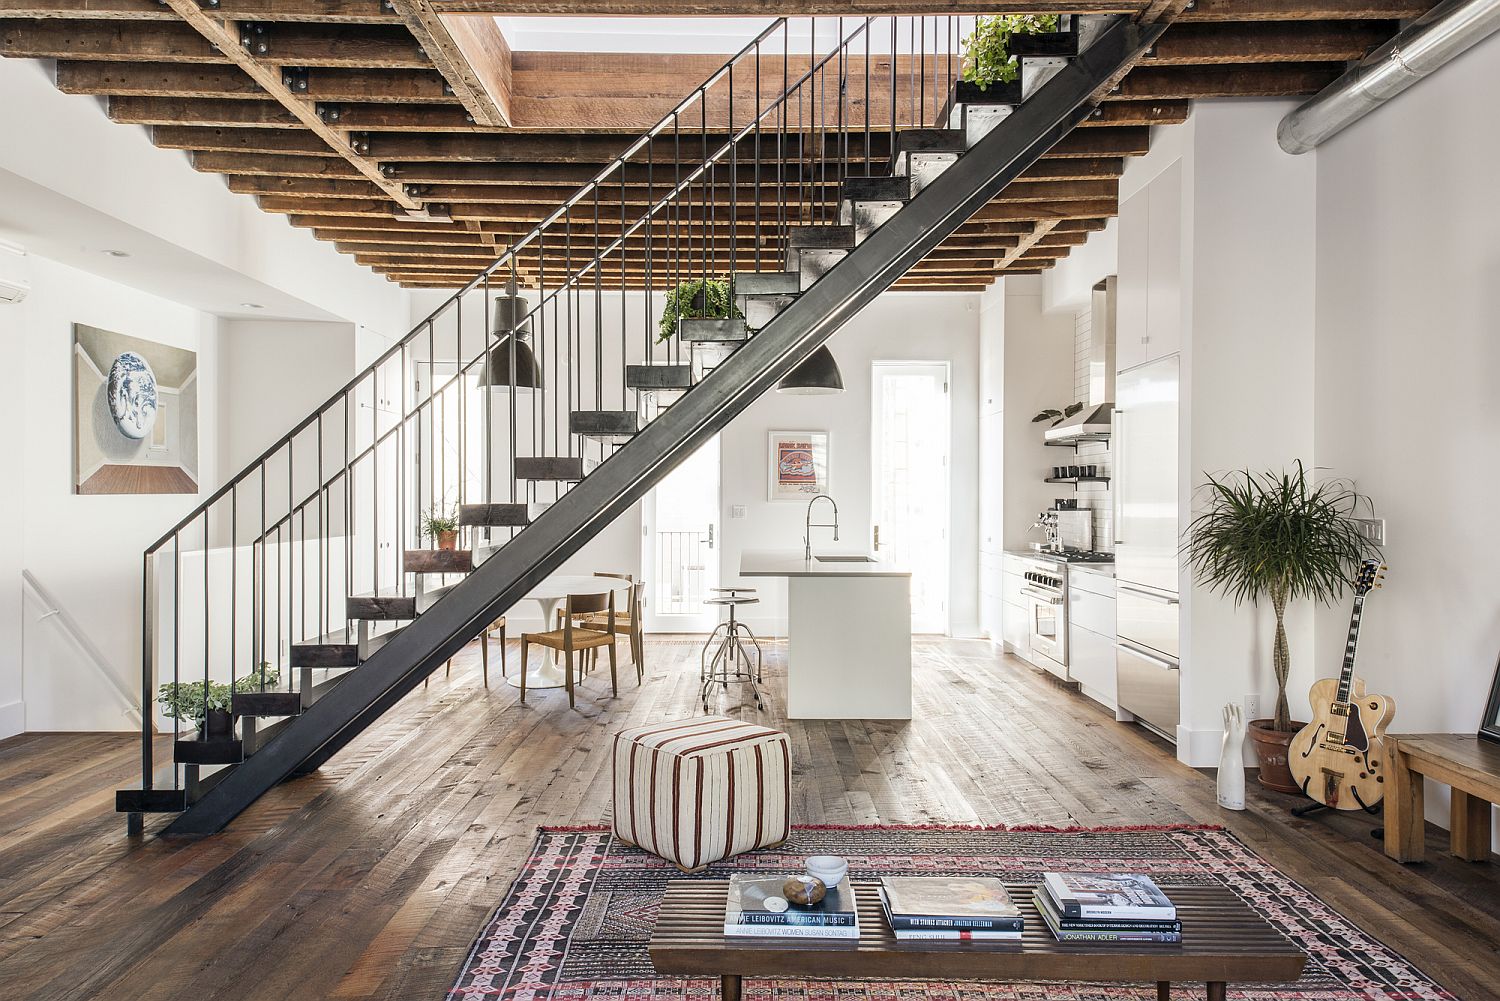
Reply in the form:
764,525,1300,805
1044,276,1116,443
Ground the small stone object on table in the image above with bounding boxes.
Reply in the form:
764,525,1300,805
783,874,826,907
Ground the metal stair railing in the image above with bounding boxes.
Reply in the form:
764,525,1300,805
119,12,1165,835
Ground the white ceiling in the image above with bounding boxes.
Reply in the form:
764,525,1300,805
0,166,342,322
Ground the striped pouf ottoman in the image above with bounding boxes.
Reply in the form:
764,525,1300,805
612,716,791,872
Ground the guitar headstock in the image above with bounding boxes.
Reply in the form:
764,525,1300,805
1354,558,1386,595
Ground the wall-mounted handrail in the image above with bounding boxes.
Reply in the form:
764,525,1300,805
22,569,146,728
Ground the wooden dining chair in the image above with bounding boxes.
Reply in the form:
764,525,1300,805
560,572,633,675
578,580,645,682
520,591,617,708
478,615,507,687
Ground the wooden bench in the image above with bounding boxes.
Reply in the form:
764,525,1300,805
1385,733,1500,863
650,879,1305,1001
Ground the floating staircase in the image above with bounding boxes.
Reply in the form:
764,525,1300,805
116,12,1165,835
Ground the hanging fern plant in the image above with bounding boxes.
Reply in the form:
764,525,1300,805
657,277,740,343
961,14,1061,90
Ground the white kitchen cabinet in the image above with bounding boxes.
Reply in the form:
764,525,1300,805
1067,570,1117,708
1002,600,1029,660
1115,188,1149,373
1145,160,1182,361
1116,160,1184,373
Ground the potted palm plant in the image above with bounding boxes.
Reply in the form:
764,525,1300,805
422,507,460,550
1184,461,1378,792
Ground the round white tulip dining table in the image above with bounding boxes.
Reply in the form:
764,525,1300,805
508,574,632,691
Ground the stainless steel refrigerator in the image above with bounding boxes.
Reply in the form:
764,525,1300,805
1113,355,1181,741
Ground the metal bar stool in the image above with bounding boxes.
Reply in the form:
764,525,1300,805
710,586,763,683
700,593,763,711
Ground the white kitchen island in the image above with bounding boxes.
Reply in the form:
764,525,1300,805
739,549,912,720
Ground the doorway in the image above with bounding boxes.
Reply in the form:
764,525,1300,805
642,435,721,632
872,362,951,634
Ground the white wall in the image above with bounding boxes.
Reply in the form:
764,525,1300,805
0,58,408,337
6,255,221,734
1001,277,1075,551
1174,100,1318,765
719,292,982,636
219,319,358,472
1313,31,1500,840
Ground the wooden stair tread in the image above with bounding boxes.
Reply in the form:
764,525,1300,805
403,549,475,574
678,318,749,342
459,502,531,528
733,271,802,296
174,738,244,765
232,691,303,717
515,456,593,481
346,595,418,620
626,364,695,390
289,642,361,667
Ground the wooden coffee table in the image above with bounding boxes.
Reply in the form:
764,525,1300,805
649,880,1305,1001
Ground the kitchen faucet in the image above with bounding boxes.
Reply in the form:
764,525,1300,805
804,494,839,560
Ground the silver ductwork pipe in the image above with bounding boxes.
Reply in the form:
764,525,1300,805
1278,0,1500,153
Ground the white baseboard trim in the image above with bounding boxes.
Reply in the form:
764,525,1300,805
0,700,23,740
1177,726,1227,769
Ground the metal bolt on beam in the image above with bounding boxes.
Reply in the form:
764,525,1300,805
282,66,309,92
349,131,371,155
381,164,399,177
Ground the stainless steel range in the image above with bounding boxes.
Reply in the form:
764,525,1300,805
1013,551,1114,681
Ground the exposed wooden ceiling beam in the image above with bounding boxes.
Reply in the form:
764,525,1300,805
1178,0,1427,20
0,0,402,21
0,18,229,61
1143,19,1395,64
153,0,420,208
1116,61,1344,98
424,0,1139,13
387,1,508,125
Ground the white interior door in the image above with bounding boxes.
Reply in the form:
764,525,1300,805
872,362,951,634
642,435,720,632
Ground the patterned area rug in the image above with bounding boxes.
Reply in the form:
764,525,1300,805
445,825,1454,1001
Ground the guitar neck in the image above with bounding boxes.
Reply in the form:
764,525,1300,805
1336,595,1365,704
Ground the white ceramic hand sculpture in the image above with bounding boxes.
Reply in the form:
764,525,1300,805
1218,702,1247,811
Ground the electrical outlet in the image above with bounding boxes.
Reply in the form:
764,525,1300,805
731,505,747,520
1353,517,1386,545
1244,694,1262,721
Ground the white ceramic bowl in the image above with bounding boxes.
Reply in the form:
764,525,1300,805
805,855,848,887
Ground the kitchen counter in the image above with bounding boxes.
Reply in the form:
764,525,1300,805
1069,562,1116,578
739,549,911,578
739,550,912,720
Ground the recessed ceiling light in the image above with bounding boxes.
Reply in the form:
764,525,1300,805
241,302,264,309
102,249,131,258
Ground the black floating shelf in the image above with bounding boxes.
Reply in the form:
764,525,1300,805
1045,476,1111,485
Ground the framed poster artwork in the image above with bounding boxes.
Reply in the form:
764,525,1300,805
1481,653,1500,744
73,323,199,495
767,430,830,501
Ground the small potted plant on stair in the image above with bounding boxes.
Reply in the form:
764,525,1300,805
422,507,460,551
157,665,280,740
657,276,739,344
1184,461,1379,793
957,14,1064,105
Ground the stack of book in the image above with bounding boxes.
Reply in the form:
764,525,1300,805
1032,872,1181,943
877,876,1024,941
723,874,859,939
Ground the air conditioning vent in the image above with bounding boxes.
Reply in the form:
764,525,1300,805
0,242,29,305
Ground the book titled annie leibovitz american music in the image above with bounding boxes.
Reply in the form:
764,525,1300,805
1041,873,1177,921
723,874,860,939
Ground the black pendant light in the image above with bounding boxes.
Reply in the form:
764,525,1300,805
776,345,844,395
477,275,541,390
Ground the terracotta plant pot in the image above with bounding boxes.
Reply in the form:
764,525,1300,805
1248,718,1307,794
437,530,458,551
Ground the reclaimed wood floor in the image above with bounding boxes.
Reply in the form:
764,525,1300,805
1,637,1497,1001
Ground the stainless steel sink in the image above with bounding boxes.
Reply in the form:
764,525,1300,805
814,555,879,563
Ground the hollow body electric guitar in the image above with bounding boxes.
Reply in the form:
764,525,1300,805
1288,560,1394,811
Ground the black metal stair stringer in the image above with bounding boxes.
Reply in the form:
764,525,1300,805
163,14,1159,836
